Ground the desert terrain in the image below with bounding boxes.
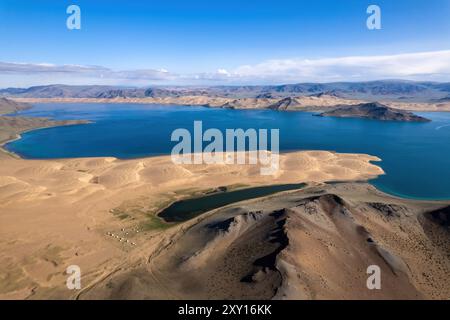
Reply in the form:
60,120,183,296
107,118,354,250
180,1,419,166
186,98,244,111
0,97,448,300
81,182,449,300
0,149,386,299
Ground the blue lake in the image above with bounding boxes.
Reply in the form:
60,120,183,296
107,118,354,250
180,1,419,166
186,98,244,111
5,103,450,200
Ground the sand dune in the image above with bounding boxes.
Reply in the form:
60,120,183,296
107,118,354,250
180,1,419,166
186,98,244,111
0,151,448,299
0,151,384,299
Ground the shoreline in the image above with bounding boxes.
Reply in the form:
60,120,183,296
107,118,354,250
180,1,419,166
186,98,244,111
0,146,448,299
370,180,450,202
11,97,450,112
0,132,23,159
5,133,449,202
2,104,450,201
0,118,92,159
5,132,450,202
3,115,450,202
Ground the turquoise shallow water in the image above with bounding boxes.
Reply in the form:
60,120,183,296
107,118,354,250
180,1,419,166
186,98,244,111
5,103,450,200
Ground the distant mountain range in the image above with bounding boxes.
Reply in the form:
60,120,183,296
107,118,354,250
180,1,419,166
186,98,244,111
1,80,450,102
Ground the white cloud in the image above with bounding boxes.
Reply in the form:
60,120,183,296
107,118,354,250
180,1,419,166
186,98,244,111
1,50,450,87
230,50,450,83
216,68,230,75
0,62,175,87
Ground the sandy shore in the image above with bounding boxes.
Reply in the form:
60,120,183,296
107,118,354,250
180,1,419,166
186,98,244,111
0,98,89,159
0,151,385,299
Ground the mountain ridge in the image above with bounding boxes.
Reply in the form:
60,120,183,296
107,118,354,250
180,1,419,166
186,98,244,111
2,80,450,102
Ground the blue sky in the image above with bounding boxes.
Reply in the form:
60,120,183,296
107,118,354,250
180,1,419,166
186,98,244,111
0,0,449,86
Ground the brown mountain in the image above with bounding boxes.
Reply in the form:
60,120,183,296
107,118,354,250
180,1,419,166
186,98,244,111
267,97,302,110
318,102,431,122
0,97,31,115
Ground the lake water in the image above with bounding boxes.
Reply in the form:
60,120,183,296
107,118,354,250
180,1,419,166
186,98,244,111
159,183,306,222
5,103,450,200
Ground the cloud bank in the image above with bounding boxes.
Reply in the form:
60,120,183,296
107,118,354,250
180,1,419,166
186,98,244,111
1,50,450,87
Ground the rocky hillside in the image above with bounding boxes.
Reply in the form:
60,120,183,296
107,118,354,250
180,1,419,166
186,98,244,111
80,183,450,300
0,97,31,115
318,102,431,122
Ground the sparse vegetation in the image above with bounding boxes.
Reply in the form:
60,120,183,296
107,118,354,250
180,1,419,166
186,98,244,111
141,214,174,231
